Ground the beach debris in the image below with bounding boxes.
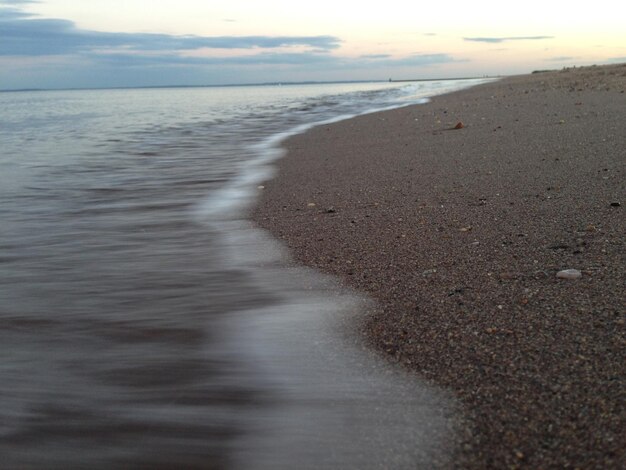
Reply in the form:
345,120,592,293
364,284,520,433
257,185,265,189
453,122,465,129
307,202,316,207
448,286,468,296
556,269,582,279
610,202,621,207
459,226,472,232
326,208,336,213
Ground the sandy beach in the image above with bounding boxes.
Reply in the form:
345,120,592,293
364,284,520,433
252,64,625,468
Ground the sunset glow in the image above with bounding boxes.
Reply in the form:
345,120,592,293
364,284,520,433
1,0,625,89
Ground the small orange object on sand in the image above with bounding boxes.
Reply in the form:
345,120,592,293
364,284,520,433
453,122,464,129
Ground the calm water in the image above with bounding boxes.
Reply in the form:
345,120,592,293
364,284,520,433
0,80,485,468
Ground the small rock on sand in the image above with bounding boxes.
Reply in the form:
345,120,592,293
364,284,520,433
556,269,582,279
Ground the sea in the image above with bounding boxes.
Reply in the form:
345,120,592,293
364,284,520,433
0,79,485,469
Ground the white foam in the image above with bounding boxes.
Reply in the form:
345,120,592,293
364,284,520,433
191,79,494,467
193,79,492,223
215,221,458,469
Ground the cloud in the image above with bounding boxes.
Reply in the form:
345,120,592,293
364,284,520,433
0,8,30,19
388,54,459,66
546,56,576,62
354,53,460,68
0,1,463,89
1,0,41,4
93,51,340,67
89,51,460,69
0,0,38,19
0,9,341,56
463,36,554,43
360,54,392,59
0,5,454,69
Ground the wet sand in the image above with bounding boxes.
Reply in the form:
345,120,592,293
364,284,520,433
252,64,626,468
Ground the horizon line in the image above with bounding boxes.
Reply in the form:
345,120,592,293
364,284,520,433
0,75,501,93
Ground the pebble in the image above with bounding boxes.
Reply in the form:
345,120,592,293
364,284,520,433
556,269,582,279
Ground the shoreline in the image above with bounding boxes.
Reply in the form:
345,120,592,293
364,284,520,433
219,220,458,468
252,64,625,468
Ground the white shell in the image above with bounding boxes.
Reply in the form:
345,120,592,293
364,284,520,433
556,269,582,279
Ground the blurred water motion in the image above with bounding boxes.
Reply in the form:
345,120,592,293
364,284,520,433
0,82,483,468
218,224,456,469
0,211,276,468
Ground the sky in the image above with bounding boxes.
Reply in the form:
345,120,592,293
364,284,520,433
1,0,625,89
